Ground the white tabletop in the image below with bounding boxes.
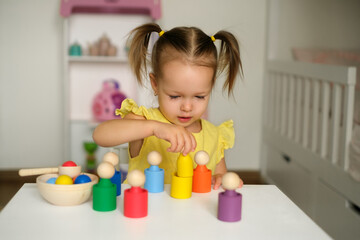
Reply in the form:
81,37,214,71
0,184,331,240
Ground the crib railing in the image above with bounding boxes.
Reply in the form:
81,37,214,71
265,60,356,171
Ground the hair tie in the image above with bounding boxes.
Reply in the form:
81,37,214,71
211,36,216,42
159,30,165,37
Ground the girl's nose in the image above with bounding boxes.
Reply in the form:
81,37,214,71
180,100,192,112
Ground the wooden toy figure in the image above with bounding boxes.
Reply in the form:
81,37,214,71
217,172,242,222
124,170,148,218
92,162,117,212
170,154,193,199
103,152,121,196
192,151,212,193
144,151,164,193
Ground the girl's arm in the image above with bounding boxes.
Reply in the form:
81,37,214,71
92,113,196,157
212,158,244,190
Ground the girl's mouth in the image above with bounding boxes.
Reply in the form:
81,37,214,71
178,116,192,123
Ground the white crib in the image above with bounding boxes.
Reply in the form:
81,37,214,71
261,60,360,239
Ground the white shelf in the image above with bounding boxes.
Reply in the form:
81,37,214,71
68,55,128,63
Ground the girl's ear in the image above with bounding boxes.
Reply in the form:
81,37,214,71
149,73,158,95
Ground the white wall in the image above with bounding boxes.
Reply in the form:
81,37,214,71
267,0,360,60
0,0,267,170
0,0,64,168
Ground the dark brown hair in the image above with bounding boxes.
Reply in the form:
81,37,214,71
127,23,243,95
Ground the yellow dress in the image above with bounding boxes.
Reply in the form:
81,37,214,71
117,99,235,184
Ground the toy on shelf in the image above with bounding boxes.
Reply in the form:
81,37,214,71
92,162,117,212
144,151,164,193
18,161,81,178
192,151,211,193
217,172,242,222
103,152,122,196
88,34,117,57
124,170,148,218
69,41,82,56
170,154,193,199
84,142,98,173
92,79,127,122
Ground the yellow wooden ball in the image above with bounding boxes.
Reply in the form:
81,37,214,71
55,175,73,185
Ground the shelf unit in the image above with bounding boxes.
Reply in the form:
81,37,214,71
60,0,161,167
68,56,128,63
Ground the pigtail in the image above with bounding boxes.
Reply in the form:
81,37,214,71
213,31,243,95
127,23,162,86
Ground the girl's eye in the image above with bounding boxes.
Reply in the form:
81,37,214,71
169,95,179,99
196,96,205,99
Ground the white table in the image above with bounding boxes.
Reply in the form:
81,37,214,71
0,184,331,240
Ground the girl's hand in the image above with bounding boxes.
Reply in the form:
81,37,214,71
212,174,244,190
153,122,197,156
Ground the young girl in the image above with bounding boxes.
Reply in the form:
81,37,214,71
93,23,244,189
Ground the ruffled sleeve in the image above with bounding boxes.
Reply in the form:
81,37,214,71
115,99,150,119
218,120,235,159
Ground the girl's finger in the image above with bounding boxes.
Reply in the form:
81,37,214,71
182,132,192,156
175,133,184,153
213,176,222,190
167,136,178,152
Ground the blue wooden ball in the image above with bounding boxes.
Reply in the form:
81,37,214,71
74,175,92,184
46,177,57,184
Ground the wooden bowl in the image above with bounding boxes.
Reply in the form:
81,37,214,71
36,173,99,206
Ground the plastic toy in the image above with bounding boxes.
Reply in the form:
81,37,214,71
55,175,74,185
92,79,127,122
36,173,98,206
170,154,193,199
74,174,92,184
217,172,242,222
84,142,98,173
93,162,117,212
102,152,122,196
19,162,81,179
192,151,212,193
124,170,148,218
144,151,164,193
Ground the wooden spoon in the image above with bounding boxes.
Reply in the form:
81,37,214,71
19,166,81,178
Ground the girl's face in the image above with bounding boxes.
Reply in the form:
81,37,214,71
150,59,213,132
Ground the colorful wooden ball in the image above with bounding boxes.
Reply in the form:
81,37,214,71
46,177,57,184
74,175,92,184
147,151,162,166
102,152,119,166
62,161,77,167
97,162,115,179
127,170,146,187
222,172,241,190
55,175,73,185
194,151,209,165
